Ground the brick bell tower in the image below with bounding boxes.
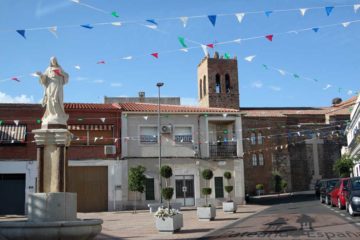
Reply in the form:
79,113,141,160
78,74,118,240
197,52,240,109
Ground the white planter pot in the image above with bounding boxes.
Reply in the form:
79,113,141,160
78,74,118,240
223,201,237,213
155,213,183,233
256,189,264,196
197,206,216,221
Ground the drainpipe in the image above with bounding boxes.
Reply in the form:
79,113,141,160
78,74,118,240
197,115,202,158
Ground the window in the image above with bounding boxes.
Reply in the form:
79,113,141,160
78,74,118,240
215,177,224,198
215,74,221,93
258,132,263,145
252,154,257,166
174,126,192,143
145,178,155,200
140,126,158,143
259,153,264,166
68,124,114,146
250,132,256,145
0,124,26,144
199,80,202,99
203,76,207,96
225,74,231,93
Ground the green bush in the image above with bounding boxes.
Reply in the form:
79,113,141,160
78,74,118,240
162,187,174,201
160,165,173,179
256,184,264,190
202,169,214,180
281,180,288,192
202,188,212,196
223,171,231,180
224,186,233,194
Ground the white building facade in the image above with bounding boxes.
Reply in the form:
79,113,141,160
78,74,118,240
346,93,360,176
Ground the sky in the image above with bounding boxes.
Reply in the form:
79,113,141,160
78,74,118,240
0,0,360,107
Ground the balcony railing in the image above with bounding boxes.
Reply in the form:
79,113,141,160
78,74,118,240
209,142,237,158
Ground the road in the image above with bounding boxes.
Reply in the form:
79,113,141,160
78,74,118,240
201,194,360,240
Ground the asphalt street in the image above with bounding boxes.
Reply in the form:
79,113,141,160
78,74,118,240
201,194,360,240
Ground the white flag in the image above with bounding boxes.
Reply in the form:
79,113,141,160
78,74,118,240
299,8,308,16
122,56,133,60
354,4,360,13
30,72,40,77
179,17,188,27
48,26,58,38
74,65,81,70
347,90,353,95
111,22,122,26
100,117,106,123
234,38,241,44
278,69,286,76
244,55,256,62
71,0,80,3
235,13,245,23
342,22,351,28
323,84,332,90
14,120,19,126
145,24,157,29
94,137,98,142
180,48,188,52
201,44,208,56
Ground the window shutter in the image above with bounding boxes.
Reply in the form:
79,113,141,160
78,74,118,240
215,177,224,198
145,178,155,200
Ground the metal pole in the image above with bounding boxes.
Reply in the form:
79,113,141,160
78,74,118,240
157,82,164,203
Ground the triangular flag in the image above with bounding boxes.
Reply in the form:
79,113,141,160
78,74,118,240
262,64,268,70
30,72,40,77
75,65,81,70
111,11,119,18
97,60,105,64
180,48,188,52
100,118,106,123
323,84,331,90
111,22,122,26
151,53,159,59
312,28,319,32
325,6,334,16
146,19,158,26
206,43,214,48
80,24,93,29
11,77,20,82
179,17,188,27
224,53,230,59
299,8,308,16
244,55,256,62
278,69,286,75
122,56,133,60
265,34,273,41
208,15,217,27
14,120,19,126
201,44,208,56
178,36,187,48
16,30,26,39
235,13,245,23
48,26,58,38
293,74,300,79
342,22,351,28
114,138,119,143
265,11,273,17
355,4,360,13
234,38,241,44
94,137,98,142
71,0,80,3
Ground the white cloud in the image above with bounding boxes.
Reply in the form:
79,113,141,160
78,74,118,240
93,79,104,84
0,91,35,103
251,81,263,88
75,76,88,81
110,83,123,87
181,97,199,106
269,86,281,91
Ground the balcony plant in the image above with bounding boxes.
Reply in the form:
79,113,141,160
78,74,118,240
197,169,216,221
256,183,264,196
155,165,183,233
222,171,237,213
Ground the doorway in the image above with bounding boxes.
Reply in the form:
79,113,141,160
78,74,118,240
175,175,195,206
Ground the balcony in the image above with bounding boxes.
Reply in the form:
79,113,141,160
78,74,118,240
209,142,237,158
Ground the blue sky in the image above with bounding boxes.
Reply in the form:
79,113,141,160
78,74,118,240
0,0,359,107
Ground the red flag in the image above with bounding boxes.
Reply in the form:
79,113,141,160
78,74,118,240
52,69,63,77
97,60,106,64
265,34,273,41
11,77,20,82
151,53,159,59
206,43,214,48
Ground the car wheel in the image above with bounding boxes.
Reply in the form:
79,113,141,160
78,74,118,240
338,198,343,210
348,203,355,217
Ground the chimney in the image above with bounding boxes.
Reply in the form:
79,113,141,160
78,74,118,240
332,97,342,106
139,91,145,102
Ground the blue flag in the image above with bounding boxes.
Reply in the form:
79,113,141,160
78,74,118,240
265,11,273,17
80,24,94,29
208,15,217,26
16,30,26,39
146,19,158,26
325,6,334,16
312,27,319,33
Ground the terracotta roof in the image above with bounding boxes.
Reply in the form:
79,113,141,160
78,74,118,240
241,107,326,117
324,96,357,116
64,103,121,111
119,102,239,113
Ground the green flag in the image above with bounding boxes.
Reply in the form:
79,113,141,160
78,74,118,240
224,53,230,59
112,11,119,18
262,64,268,70
178,36,187,48
293,74,300,79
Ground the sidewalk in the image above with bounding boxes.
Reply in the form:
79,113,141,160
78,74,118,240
78,204,268,240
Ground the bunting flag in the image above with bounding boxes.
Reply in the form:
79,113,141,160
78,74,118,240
11,77,20,82
14,120,19,126
342,22,351,28
111,11,119,18
293,74,300,79
201,44,208,56
146,19,158,28
179,17,188,27
16,30,26,39
75,65,81,70
265,11,273,17
235,13,245,23
299,8,308,16
122,56,133,60
312,27,319,32
224,53,230,59
355,4,360,13
97,60,105,64
208,15,217,26
178,36,187,48
180,48,188,52
265,34,273,41
30,72,39,77
111,22,122,26
323,84,332,90
278,69,286,76
206,43,214,48
48,26,58,38
262,64,268,70
80,24,93,29
325,6,334,16
234,38,241,44
71,0,80,3
100,117,106,123
151,53,159,59
244,55,256,62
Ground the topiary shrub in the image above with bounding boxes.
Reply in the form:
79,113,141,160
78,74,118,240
202,169,213,206
256,184,264,190
162,188,174,201
223,171,233,201
160,165,173,179
160,165,174,209
224,171,231,180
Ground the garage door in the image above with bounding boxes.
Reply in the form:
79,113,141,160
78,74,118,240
0,174,25,215
67,166,108,212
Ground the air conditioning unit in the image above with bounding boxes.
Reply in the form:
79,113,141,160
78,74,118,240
104,145,116,155
161,125,172,134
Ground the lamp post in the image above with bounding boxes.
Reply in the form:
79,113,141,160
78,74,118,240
157,82,164,203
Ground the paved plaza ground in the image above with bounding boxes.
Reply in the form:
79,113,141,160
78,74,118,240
77,204,268,240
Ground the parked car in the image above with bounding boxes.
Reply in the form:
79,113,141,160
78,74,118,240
330,177,350,209
319,178,339,205
314,179,321,197
345,177,360,216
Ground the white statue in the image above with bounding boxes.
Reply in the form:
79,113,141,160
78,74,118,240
36,57,69,127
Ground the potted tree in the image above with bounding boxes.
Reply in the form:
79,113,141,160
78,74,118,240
197,169,216,221
128,165,146,213
222,171,237,213
155,165,183,233
256,184,264,196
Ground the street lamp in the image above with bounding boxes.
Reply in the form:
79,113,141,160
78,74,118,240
157,82,164,203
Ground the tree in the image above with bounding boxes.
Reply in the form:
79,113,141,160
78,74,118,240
160,165,173,209
223,171,233,202
333,154,357,177
202,169,213,206
128,165,146,213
